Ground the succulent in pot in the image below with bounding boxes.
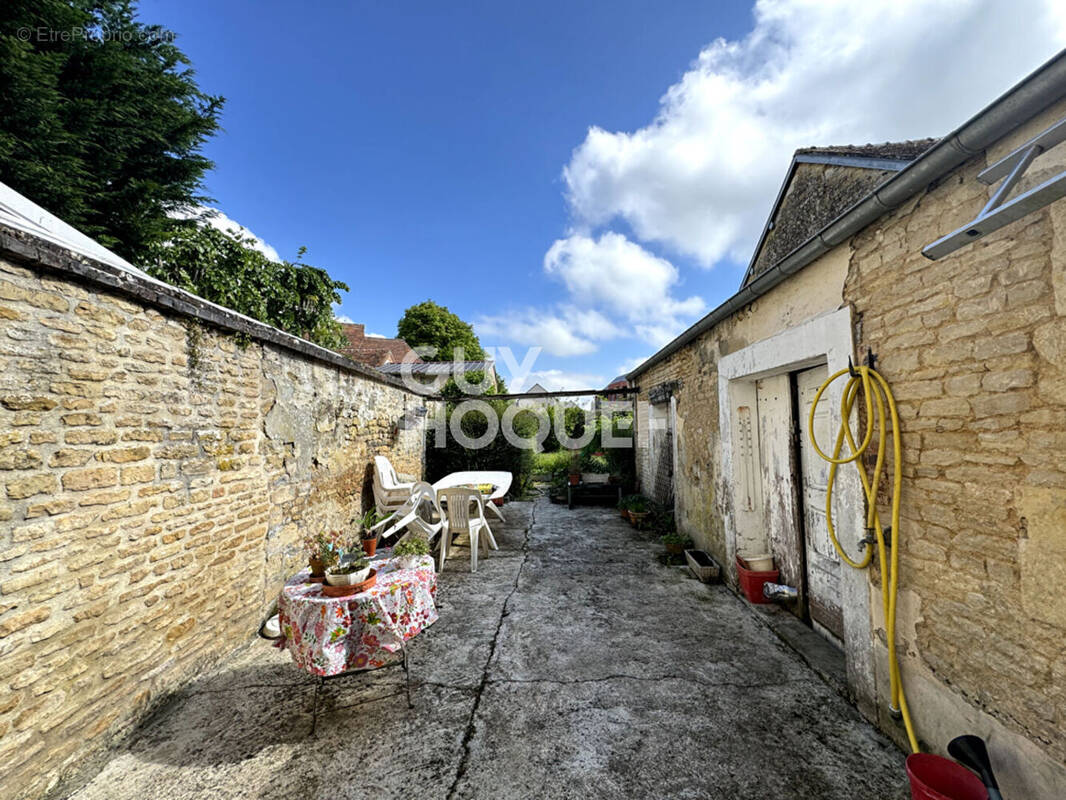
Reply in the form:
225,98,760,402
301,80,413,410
326,556,372,586
358,508,386,556
392,534,431,569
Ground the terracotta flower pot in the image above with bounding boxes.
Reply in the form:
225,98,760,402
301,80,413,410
361,536,378,557
308,557,326,578
568,474,580,486
629,511,648,526
665,542,684,555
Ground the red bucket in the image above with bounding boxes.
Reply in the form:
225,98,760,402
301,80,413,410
735,556,779,604
906,753,988,800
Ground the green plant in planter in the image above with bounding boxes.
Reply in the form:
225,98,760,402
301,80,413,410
330,555,370,574
393,535,431,557
358,507,388,538
618,494,643,511
660,531,692,548
303,530,345,572
627,495,649,514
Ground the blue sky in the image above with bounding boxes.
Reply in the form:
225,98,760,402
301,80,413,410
138,0,1066,391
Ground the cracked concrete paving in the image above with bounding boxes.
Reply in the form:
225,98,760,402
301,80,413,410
67,498,908,800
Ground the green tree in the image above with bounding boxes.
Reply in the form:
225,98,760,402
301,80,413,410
0,0,223,259
146,225,349,349
397,300,486,362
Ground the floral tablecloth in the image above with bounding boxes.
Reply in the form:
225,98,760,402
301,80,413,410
277,549,437,676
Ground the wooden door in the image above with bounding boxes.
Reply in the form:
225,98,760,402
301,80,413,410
795,365,844,641
755,375,803,610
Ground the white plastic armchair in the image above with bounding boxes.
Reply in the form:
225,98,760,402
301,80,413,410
368,482,443,553
373,455,415,515
438,487,491,573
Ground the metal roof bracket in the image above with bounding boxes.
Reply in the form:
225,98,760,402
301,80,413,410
923,116,1066,260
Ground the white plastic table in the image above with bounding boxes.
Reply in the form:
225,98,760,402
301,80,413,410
432,471,512,552
432,471,512,521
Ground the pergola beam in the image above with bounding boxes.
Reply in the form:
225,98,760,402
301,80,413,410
488,387,641,401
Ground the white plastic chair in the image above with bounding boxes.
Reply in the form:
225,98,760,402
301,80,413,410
432,471,512,523
373,455,415,515
368,483,447,570
438,487,491,573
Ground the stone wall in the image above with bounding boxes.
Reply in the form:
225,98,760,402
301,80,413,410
632,99,1066,792
0,247,431,800
844,100,1066,774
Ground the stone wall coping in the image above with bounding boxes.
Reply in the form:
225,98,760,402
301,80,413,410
0,223,440,399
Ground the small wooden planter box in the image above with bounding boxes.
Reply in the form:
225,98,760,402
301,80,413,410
685,549,721,583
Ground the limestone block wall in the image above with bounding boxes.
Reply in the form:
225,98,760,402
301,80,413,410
844,103,1066,777
0,248,430,800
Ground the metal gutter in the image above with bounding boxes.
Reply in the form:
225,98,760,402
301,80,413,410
628,48,1066,381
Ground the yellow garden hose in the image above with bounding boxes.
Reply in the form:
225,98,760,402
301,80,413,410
807,364,919,754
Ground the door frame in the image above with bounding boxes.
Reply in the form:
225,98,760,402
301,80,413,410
717,307,876,716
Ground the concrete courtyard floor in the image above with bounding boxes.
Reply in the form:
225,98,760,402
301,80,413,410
69,498,908,800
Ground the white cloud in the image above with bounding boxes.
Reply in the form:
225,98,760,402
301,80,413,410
477,306,620,357
617,355,651,376
479,232,705,355
335,314,355,324
564,0,1066,267
170,205,282,262
366,332,387,338
544,232,705,343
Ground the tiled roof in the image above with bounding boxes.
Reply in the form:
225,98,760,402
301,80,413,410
377,361,494,375
337,323,420,367
795,139,939,162
742,139,938,287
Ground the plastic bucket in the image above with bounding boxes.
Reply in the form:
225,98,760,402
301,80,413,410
736,556,779,604
743,553,775,571
906,753,988,800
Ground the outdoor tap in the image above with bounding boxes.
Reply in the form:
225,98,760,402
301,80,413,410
762,582,798,602
857,525,892,552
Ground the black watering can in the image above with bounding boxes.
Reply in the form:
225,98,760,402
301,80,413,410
948,735,1003,800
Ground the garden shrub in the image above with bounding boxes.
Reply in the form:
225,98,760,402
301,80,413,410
426,397,537,497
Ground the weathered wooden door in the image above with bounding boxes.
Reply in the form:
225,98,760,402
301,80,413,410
795,365,844,641
755,375,804,611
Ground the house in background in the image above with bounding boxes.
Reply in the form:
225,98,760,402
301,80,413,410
337,322,421,367
515,381,550,407
627,53,1066,797
602,374,630,401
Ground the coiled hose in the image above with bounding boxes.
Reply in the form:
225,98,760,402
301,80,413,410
807,364,919,753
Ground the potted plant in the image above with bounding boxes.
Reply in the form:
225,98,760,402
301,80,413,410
661,530,692,556
358,508,384,557
618,494,641,521
326,554,371,586
627,495,649,526
303,530,343,580
393,534,431,570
